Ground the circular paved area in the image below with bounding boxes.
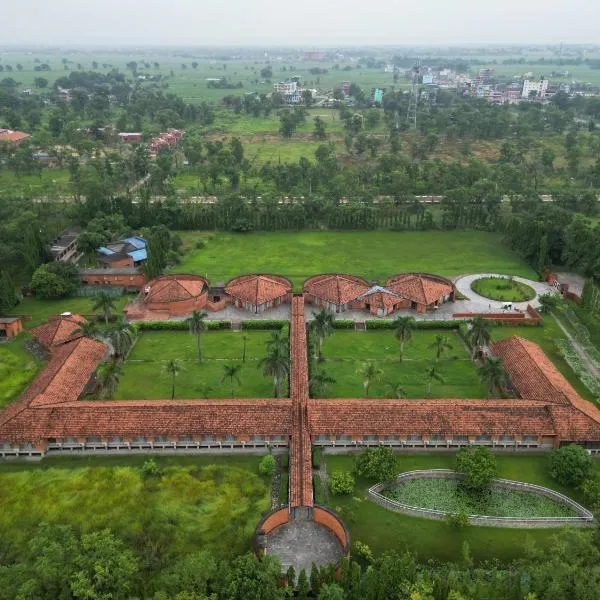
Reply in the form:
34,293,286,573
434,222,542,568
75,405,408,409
454,273,556,311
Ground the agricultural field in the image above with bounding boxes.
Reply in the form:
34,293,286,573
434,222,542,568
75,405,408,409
113,330,283,400
0,454,271,559
319,330,486,399
0,335,43,408
174,230,538,287
323,452,600,562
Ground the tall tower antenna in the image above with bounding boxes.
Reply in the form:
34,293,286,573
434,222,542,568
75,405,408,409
406,59,421,129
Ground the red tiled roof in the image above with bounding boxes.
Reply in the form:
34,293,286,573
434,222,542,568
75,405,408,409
146,275,207,303
0,129,30,143
359,286,402,311
30,314,87,348
226,274,291,305
304,274,370,305
387,274,453,306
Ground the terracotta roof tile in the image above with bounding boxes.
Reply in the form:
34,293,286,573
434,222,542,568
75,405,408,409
304,274,370,305
31,314,87,348
0,129,30,143
146,275,207,303
387,274,453,306
225,274,291,305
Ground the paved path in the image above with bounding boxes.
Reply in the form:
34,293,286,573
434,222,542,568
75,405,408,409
454,273,556,311
553,315,600,383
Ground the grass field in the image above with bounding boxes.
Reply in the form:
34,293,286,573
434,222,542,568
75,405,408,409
324,452,600,563
0,335,43,408
0,168,71,197
0,454,270,559
113,330,283,400
174,231,538,288
319,330,486,399
471,276,536,302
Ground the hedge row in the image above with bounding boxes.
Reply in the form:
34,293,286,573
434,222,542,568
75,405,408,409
365,320,460,330
312,446,322,469
134,320,231,331
279,451,289,469
332,320,356,330
278,473,289,506
241,320,288,330
313,475,325,505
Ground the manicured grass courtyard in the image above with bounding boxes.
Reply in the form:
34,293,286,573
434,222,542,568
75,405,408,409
319,330,487,399
471,276,536,302
0,335,43,408
0,454,271,559
324,452,600,563
113,330,284,399
174,231,538,288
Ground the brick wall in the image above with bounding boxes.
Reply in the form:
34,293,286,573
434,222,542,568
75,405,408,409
79,272,145,289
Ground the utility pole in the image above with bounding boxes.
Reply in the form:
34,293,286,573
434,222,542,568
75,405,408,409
406,59,421,129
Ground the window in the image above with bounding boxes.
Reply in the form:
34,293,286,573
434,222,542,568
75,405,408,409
523,435,538,443
384,435,400,442
64,436,78,444
407,435,422,442
203,435,216,442
19,442,33,451
499,435,515,442
475,435,491,442
155,435,169,443
86,436,101,444
132,436,147,443
224,435,236,442
453,435,469,442
315,434,330,442
335,434,351,442
363,435,378,442
0,441,13,449
429,435,445,442
251,435,265,442
48,437,57,444
108,436,123,444
270,435,284,442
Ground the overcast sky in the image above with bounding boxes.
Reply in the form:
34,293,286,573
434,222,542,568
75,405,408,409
3,0,599,46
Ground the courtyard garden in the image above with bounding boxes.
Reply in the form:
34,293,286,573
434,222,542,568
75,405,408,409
317,329,487,399
471,276,536,302
113,330,286,399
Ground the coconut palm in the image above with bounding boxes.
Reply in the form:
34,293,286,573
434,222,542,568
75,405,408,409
385,380,406,399
309,369,336,398
96,360,121,399
357,362,383,397
74,320,98,340
429,334,453,362
266,330,288,354
310,308,334,360
468,316,492,358
186,309,208,362
479,356,509,398
393,316,415,362
242,335,248,363
164,359,180,400
92,292,116,325
109,317,136,359
195,383,214,399
221,363,242,398
258,345,290,398
425,362,445,397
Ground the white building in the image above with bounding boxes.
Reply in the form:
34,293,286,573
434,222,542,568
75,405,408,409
522,79,548,99
274,80,298,95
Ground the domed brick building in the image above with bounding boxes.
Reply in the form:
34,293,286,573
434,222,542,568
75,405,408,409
225,274,292,314
303,274,370,313
386,273,455,314
141,274,209,317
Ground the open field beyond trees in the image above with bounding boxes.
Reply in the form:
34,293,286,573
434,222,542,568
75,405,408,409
113,331,283,399
175,231,538,287
324,452,600,562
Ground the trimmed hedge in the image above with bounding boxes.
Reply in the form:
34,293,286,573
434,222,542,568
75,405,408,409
134,320,231,331
365,320,460,330
312,446,322,469
278,473,289,506
280,451,289,469
332,320,356,330
313,475,325,504
241,320,288,330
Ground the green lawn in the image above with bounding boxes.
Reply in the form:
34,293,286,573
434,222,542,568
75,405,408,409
114,330,284,399
0,454,270,559
471,276,536,302
174,231,537,288
320,330,487,399
324,452,600,563
9,295,132,329
0,168,71,197
0,335,43,408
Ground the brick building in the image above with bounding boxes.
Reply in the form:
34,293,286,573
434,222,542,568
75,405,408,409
225,274,292,314
97,236,147,269
0,317,23,339
79,267,145,291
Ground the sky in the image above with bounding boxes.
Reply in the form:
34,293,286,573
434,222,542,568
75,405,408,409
3,0,600,47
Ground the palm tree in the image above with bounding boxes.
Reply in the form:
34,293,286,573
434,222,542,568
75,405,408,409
310,309,334,360
164,359,180,400
425,362,445,397
479,356,508,398
385,380,406,399
96,361,121,399
309,369,336,398
186,310,208,362
221,363,242,398
468,316,492,358
75,320,98,339
195,383,214,399
357,362,383,397
429,334,453,362
92,292,116,325
109,317,136,359
258,345,290,398
393,316,415,362
242,335,248,363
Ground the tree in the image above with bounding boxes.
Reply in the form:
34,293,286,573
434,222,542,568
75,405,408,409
537,292,559,314
30,263,79,299
109,317,135,359
75,320,98,341
96,361,120,399
34,76,48,88
549,443,593,487
92,292,116,325
468,316,491,358
393,316,415,362
429,334,453,362
258,453,276,476
425,361,444,396
297,569,309,600
186,310,208,362
258,344,289,398
385,380,405,399
0,269,19,312
478,356,508,397
222,553,282,600
354,447,398,482
164,359,180,400
310,309,334,360
313,116,327,140
357,362,383,396
328,471,355,495
221,363,242,398
317,583,345,600
455,446,497,493
310,369,336,397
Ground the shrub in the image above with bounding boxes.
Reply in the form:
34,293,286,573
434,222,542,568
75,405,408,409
241,320,288,330
141,458,162,479
230,218,254,232
258,454,276,476
331,320,355,330
351,540,374,563
328,471,355,496
455,447,497,492
278,473,289,506
279,451,289,469
134,320,231,331
447,512,470,529
195,240,206,249
30,262,80,299
365,320,459,330
312,446,322,469
354,447,399,482
313,475,325,504
549,444,593,488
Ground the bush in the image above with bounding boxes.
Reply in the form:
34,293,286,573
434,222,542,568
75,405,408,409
241,320,288,330
447,512,470,529
258,454,276,476
134,320,231,331
195,240,206,249
354,447,399,482
278,473,289,506
279,451,289,469
141,458,162,479
351,540,374,563
549,444,593,488
313,475,325,504
312,446,322,469
230,218,254,232
331,320,355,330
455,447,497,492
328,471,355,496
365,320,459,330
30,262,80,299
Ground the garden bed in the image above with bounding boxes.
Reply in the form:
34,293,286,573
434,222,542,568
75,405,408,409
471,277,536,302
